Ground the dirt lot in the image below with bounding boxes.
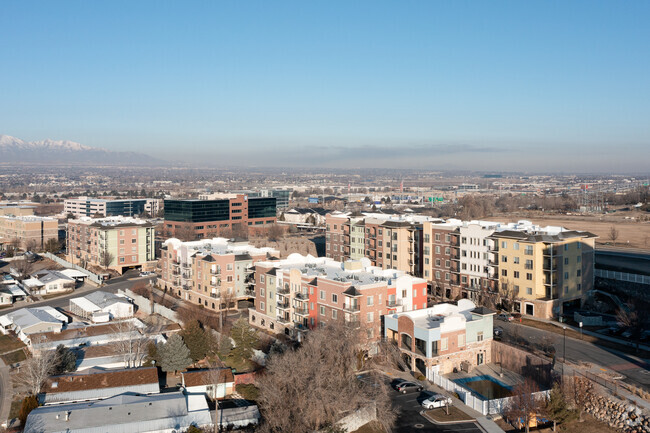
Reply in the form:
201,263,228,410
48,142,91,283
495,210,650,250
496,413,618,432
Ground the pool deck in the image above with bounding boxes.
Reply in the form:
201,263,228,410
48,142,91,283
445,363,524,388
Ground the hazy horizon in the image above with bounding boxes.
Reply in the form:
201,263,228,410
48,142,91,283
2,1,649,173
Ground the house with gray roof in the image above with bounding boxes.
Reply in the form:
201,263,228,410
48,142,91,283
30,270,76,295
69,291,133,322
24,392,213,433
0,307,67,344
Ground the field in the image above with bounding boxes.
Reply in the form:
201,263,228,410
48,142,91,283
496,413,618,432
495,211,650,250
0,334,26,353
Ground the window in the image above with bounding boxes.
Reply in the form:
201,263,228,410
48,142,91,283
513,243,520,250
120,239,125,245
319,306,325,315
434,233,440,241
441,337,448,351
564,244,569,251
577,269,581,277
424,234,430,243
501,255,507,263
260,275,265,283
422,287,426,296
435,259,441,267
577,243,581,249
514,256,520,264
445,273,450,281
131,255,137,261
310,302,314,310
577,256,581,263
425,258,429,265
458,334,465,347
564,258,569,265
461,237,467,244
502,269,508,277
445,247,450,255
526,287,532,295
514,271,520,278
501,241,507,248
227,264,233,270
332,309,338,319
367,312,374,323
367,296,374,306
526,273,532,280
319,290,325,300
577,283,582,291
477,331,484,342
332,294,338,303
260,288,265,297
435,271,441,279
120,230,124,236
564,272,569,279
445,260,450,268
260,301,265,310
119,257,125,263
564,286,569,294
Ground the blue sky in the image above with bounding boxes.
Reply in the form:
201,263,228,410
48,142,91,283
1,1,649,172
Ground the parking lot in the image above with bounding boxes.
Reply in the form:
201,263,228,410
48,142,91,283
359,373,484,433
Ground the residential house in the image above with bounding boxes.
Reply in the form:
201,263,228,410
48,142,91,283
69,291,134,322
24,392,213,433
31,270,76,295
181,368,235,400
0,306,68,344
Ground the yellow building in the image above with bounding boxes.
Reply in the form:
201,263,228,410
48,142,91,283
489,229,597,318
0,215,58,250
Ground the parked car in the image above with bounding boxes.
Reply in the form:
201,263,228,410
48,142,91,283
421,394,452,409
139,271,154,277
497,313,514,322
393,381,423,394
494,326,504,338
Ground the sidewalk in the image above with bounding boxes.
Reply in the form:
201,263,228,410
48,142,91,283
0,358,12,428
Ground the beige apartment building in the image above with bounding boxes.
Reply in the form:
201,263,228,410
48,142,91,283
489,229,597,318
0,215,58,250
66,217,156,274
158,237,279,311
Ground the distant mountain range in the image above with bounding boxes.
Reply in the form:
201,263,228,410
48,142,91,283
0,135,164,165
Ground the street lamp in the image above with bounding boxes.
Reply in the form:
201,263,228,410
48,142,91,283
579,322,583,340
562,326,567,381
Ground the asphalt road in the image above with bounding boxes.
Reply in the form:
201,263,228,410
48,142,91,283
1,270,156,313
498,320,650,390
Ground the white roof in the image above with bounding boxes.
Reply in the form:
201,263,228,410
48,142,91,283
60,269,87,278
0,315,12,327
1,284,28,297
23,278,44,288
70,297,100,313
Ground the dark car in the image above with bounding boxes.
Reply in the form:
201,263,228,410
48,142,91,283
494,326,504,338
393,381,423,394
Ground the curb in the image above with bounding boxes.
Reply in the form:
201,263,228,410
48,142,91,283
420,409,476,425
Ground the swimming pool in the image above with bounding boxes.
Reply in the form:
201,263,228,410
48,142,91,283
454,375,513,400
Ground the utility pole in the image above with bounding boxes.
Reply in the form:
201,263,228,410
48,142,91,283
562,326,567,381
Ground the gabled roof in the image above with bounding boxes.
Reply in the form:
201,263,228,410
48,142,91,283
343,286,362,297
36,270,75,284
201,255,216,262
83,291,130,309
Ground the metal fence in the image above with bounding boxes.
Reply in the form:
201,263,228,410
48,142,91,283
595,269,650,285
42,252,103,285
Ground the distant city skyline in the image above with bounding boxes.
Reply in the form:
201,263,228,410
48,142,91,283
1,1,649,173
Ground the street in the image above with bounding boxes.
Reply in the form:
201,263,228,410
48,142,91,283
498,320,650,391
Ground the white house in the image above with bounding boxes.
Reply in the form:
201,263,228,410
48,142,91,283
0,306,67,344
69,291,134,322
282,207,328,226
30,270,76,295
0,283,29,305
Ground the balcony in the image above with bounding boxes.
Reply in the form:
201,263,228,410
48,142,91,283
294,308,309,316
543,248,560,257
524,264,534,270
210,269,220,275
345,318,361,328
210,293,221,299
294,292,309,300
278,286,290,295
277,301,290,310
488,259,498,266
343,304,360,312
277,317,291,324
386,299,402,308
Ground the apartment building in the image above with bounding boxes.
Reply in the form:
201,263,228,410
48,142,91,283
163,195,277,239
158,238,279,310
488,228,596,318
325,212,440,277
0,215,58,250
200,189,292,209
249,255,428,348
64,197,162,218
385,300,494,377
66,217,156,274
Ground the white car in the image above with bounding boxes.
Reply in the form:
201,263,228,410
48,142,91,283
139,271,154,277
421,394,452,409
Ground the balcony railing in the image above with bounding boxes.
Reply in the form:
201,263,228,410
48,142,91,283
294,292,309,300
278,286,290,294
524,264,534,270
343,304,360,312
277,302,290,309
294,308,309,316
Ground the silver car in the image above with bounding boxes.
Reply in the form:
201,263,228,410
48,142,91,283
421,394,452,409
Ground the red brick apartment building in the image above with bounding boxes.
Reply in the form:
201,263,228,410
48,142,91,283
248,255,428,348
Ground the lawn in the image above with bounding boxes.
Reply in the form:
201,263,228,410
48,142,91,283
1,349,27,365
425,406,475,422
9,397,22,420
0,334,26,353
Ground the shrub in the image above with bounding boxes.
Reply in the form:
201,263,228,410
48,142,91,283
19,395,39,426
236,383,260,401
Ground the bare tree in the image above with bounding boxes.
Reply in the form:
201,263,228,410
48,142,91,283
257,322,395,433
219,289,236,332
609,225,619,246
504,378,543,433
43,238,62,254
112,319,149,368
15,350,59,395
267,224,285,242
24,239,38,252
176,224,197,242
500,279,518,312
616,300,649,353
99,250,115,270
14,259,34,280
564,375,592,422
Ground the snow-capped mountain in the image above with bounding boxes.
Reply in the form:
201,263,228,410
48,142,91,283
0,135,164,165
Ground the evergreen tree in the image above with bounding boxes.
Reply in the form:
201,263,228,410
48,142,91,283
52,345,77,375
19,395,39,426
159,334,191,374
229,318,258,363
180,320,208,364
